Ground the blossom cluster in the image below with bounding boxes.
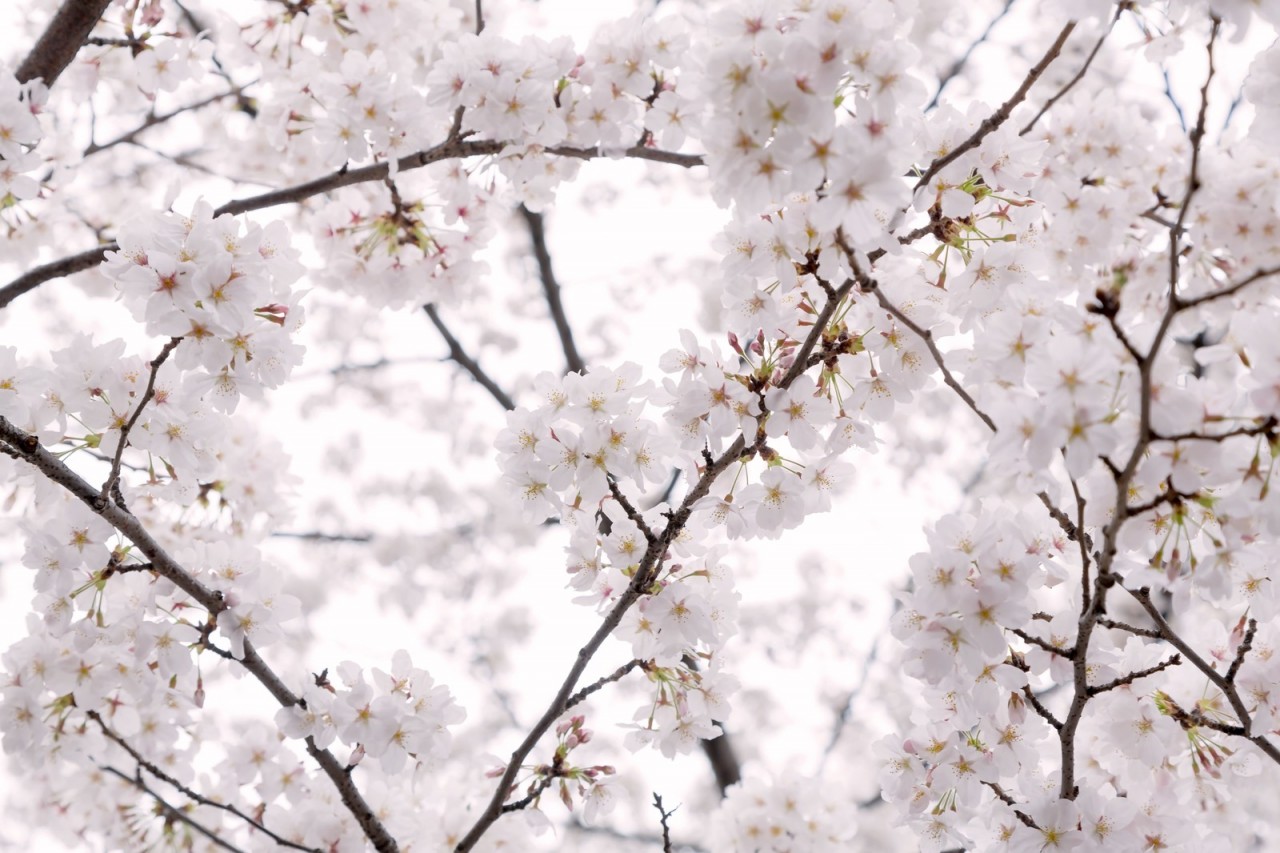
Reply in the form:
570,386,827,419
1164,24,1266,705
0,64,47,217
276,651,465,775
101,202,306,413
710,771,858,851
7,0,1280,849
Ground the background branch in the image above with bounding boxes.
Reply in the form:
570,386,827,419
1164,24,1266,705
423,303,517,411
519,205,586,375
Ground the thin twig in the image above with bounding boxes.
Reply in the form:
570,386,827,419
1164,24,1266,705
1019,7,1123,135
818,626,886,772
423,304,517,411
1160,66,1189,133
518,205,585,375
85,89,244,156
564,659,645,712
926,0,1017,111
1175,265,1280,310
1087,655,1181,695
915,21,1077,191
1096,616,1163,639
90,712,322,853
606,476,655,542
1126,586,1280,764
100,765,244,853
1225,618,1258,684
0,140,704,310
0,416,399,853
454,274,856,853
99,337,182,509
270,530,374,543
871,285,996,432
652,793,676,853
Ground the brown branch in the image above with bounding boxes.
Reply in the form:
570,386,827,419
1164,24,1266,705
1126,586,1280,765
1061,19,1224,801
819,625,887,771
85,90,244,156
1225,618,1258,684
500,775,554,815
606,476,655,542
518,205,585,375
1152,416,1277,444
99,337,182,508
90,712,321,853
454,275,854,852
0,139,704,310
422,303,517,411
914,21,1077,192
1175,264,1280,310
173,1,258,118
563,659,645,712
984,782,1037,829
15,0,114,86
0,416,399,853
870,284,997,432
1023,684,1064,731
100,765,243,853
0,244,114,310
1019,5,1124,135
1087,655,1181,696
652,793,676,853
1009,627,1072,658
1096,616,1163,640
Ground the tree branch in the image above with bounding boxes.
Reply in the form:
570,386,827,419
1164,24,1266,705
915,21,1077,192
91,712,321,853
563,659,645,712
99,336,182,508
926,0,1017,112
422,303,517,411
518,204,586,375
85,89,245,156
100,765,244,853
1126,586,1280,764
0,416,400,853
454,276,855,852
1019,6,1124,135
16,0,114,86
0,139,704,310
651,793,676,853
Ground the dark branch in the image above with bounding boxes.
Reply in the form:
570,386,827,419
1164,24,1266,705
91,712,321,852
1087,655,1182,696
99,337,182,508
85,89,244,156
0,416,399,853
101,765,244,853
1019,6,1123,135
563,659,645,712
519,205,585,375
16,0,114,86
423,303,517,411
652,793,676,853
2,139,703,310
915,21,1077,191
